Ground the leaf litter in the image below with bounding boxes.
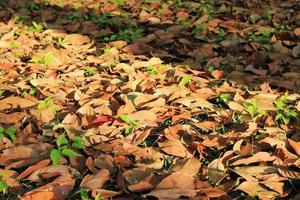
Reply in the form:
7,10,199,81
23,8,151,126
0,0,300,199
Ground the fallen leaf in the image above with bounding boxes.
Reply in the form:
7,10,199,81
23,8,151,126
80,169,110,190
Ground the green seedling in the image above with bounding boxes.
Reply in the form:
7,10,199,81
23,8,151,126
14,14,30,23
0,177,8,194
118,114,140,135
0,126,16,142
249,30,273,43
112,0,125,6
243,98,267,118
30,52,56,66
199,0,214,19
274,92,299,125
80,189,102,200
0,90,5,96
146,65,158,75
84,68,96,77
265,11,273,22
66,12,78,21
50,133,86,165
178,74,192,88
28,2,39,11
37,97,57,113
57,37,67,46
11,41,19,49
197,24,206,33
216,93,232,104
29,21,46,33
217,28,226,41
118,27,144,42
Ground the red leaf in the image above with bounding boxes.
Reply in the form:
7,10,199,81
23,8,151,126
91,116,115,126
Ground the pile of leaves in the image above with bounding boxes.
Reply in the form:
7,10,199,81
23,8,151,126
0,0,300,199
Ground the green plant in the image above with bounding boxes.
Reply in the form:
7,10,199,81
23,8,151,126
199,0,214,19
0,126,16,142
249,30,273,43
146,65,158,75
50,133,86,165
243,98,267,118
80,189,102,200
112,0,125,6
14,14,30,23
84,68,96,77
0,90,5,96
216,93,232,104
0,177,8,194
217,28,226,41
30,52,56,66
66,12,78,21
274,92,299,125
29,21,46,32
11,41,19,49
118,114,140,135
265,11,273,22
28,2,39,11
37,97,57,113
178,74,192,88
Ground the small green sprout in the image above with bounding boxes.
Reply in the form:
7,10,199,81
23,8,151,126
11,41,19,49
29,21,46,33
243,98,267,118
66,12,78,21
0,126,16,142
30,52,56,66
50,132,87,165
146,65,158,75
84,68,96,77
274,92,299,125
0,177,8,194
0,90,5,96
216,93,232,104
28,2,39,11
37,97,57,113
178,74,192,88
118,114,140,135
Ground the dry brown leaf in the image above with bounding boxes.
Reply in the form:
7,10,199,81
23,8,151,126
27,165,72,182
21,173,75,200
143,189,200,199
122,43,152,54
159,140,192,158
236,181,279,199
287,139,300,157
0,96,38,111
207,158,227,185
0,143,52,168
230,152,277,166
80,169,110,190
233,139,253,156
18,159,51,179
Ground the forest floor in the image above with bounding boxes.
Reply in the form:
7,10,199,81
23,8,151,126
0,0,300,199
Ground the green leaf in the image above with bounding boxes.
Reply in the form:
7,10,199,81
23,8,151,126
0,90,5,96
80,189,91,200
178,74,192,87
50,149,61,165
118,114,132,124
71,136,84,143
6,127,16,142
0,127,4,139
37,97,52,110
71,142,85,149
0,180,8,194
61,148,80,157
56,133,68,147
124,126,133,136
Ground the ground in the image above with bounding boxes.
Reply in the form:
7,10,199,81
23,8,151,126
0,0,300,199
